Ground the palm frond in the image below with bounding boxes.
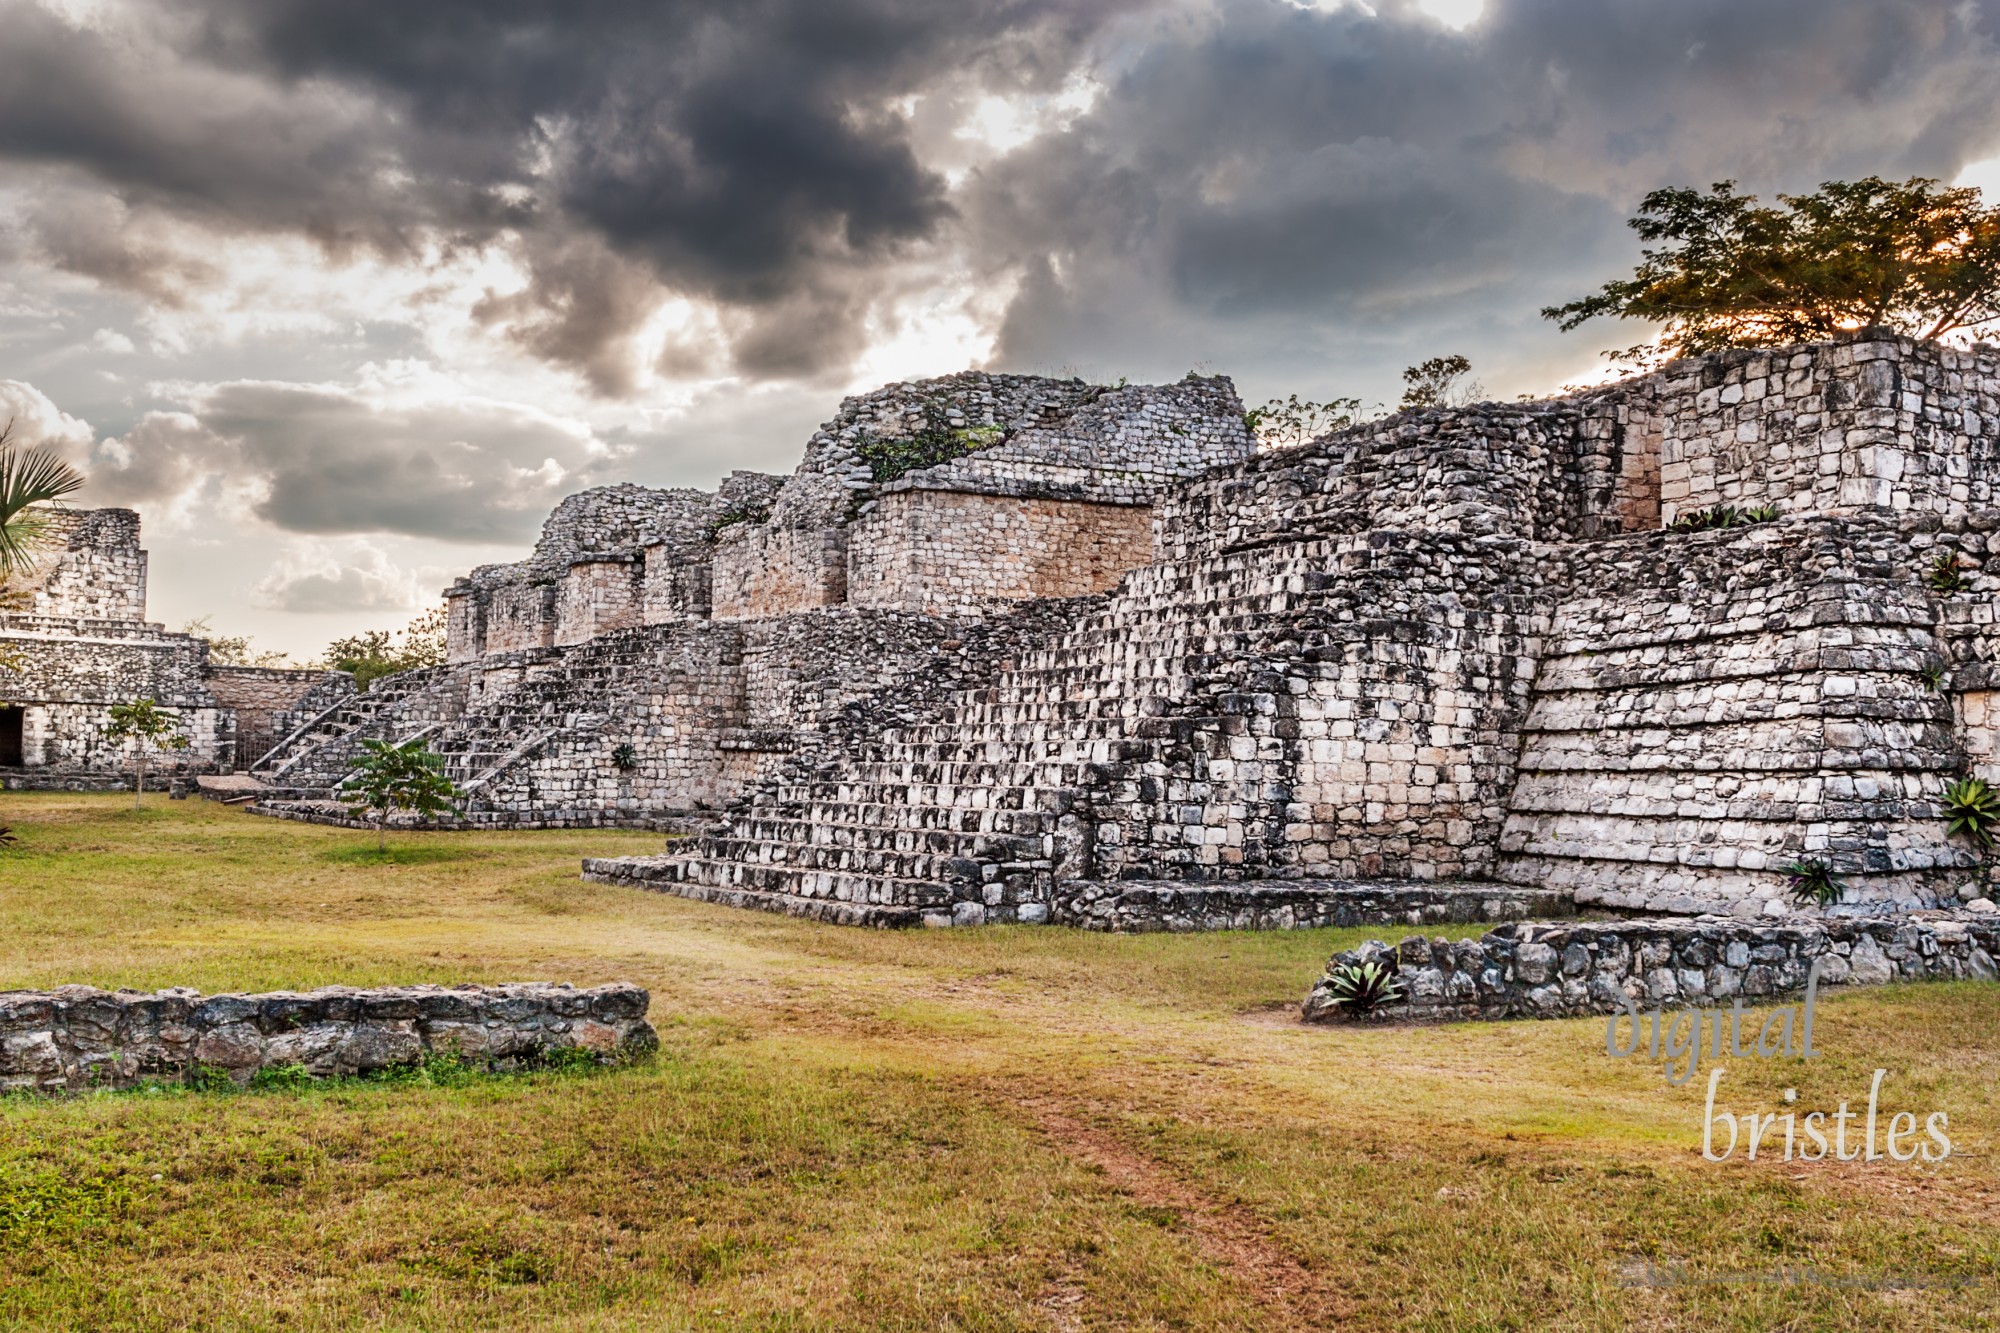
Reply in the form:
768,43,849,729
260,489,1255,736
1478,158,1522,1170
0,427,87,578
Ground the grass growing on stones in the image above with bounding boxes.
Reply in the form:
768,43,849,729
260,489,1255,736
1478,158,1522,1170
1,793,1997,1331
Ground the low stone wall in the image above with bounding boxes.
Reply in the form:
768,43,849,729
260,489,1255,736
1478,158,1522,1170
1302,913,2000,1024
0,982,656,1093
1053,880,1573,932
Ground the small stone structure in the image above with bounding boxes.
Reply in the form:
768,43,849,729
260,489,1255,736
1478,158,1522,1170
1301,911,2000,1023
0,509,347,783
0,982,656,1092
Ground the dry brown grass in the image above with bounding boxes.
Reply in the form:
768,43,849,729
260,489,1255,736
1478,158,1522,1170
0,793,1996,1331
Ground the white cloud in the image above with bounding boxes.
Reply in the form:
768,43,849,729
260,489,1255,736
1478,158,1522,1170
249,539,449,614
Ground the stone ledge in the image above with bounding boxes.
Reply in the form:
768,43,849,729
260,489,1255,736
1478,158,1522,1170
581,857,929,927
1054,879,1574,933
0,982,657,1093
1303,912,2000,1025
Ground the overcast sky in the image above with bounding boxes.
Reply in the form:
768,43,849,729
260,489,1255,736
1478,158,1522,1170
7,0,2000,658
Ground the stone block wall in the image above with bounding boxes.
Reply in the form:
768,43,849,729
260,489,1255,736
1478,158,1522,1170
1651,335,2000,524
1302,913,2000,1024
556,556,645,646
710,524,848,619
0,982,657,1092
22,509,148,621
847,491,1153,616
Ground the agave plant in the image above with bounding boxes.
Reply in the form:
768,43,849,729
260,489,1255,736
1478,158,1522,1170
1319,958,1407,1015
1782,858,1847,907
0,422,86,581
1927,553,1968,595
1941,776,2000,848
1740,504,1781,523
0,826,16,849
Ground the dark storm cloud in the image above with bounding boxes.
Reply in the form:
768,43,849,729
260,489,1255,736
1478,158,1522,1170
971,0,2000,384
0,0,1130,386
80,380,616,544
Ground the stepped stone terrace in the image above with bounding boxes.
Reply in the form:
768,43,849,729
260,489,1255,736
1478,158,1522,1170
245,338,2000,931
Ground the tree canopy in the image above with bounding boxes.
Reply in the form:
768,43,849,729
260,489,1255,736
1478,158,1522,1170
324,606,447,690
1544,177,2000,361
100,698,189,808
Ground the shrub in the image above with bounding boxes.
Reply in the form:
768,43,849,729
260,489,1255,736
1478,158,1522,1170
1927,554,1968,594
249,1063,316,1093
853,400,1006,483
1668,505,1742,533
1783,858,1847,907
1318,958,1407,1015
1940,776,2000,847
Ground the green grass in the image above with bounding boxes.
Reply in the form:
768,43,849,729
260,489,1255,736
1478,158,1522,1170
1,794,1996,1331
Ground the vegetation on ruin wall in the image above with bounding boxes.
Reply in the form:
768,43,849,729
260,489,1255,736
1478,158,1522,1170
855,399,1005,483
0,795,1996,1329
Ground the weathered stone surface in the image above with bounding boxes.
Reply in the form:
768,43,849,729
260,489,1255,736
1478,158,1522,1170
1051,880,1572,932
0,982,656,1094
1301,913,2000,1024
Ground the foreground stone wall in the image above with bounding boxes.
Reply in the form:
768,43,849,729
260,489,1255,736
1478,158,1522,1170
0,982,657,1093
1302,913,2000,1023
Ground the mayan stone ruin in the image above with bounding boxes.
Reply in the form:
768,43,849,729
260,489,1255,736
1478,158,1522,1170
0,508,349,787
26,336,2000,947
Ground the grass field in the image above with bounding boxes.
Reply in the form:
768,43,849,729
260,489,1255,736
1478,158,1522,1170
0,793,1996,1331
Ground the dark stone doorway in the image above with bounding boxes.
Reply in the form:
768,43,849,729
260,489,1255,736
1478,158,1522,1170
0,708,22,767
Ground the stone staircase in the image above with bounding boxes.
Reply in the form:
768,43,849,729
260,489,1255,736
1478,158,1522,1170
249,666,460,794
583,526,1543,925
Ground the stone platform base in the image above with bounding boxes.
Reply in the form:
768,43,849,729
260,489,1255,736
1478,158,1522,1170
1054,880,1575,933
0,982,657,1093
0,768,136,793
251,800,710,834
582,855,934,927
583,857,1579,933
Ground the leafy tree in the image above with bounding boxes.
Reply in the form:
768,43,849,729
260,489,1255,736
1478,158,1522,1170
100,699,190,809
323,606,447,691
341,737,462,851
183,617,290,668
1399,355,1484,410
1244,394,1365,448
1544,177,2000,361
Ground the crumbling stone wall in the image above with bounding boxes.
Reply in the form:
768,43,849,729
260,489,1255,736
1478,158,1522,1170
1302,913,2000,1023
0,982,656,1092
19,509,148,620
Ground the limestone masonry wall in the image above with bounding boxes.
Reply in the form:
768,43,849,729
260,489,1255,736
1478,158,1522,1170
847,491,1154,616
1303,912,2000,1023
0,982,657,1093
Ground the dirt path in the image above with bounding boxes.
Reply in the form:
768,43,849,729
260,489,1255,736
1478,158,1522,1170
1012,1093,1355,1330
